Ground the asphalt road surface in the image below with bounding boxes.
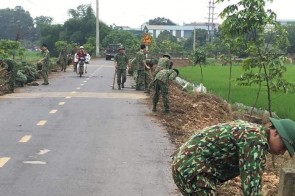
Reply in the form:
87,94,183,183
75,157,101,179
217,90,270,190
0,59,180,196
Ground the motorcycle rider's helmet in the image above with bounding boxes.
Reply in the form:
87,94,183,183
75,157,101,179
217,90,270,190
80,46,84,49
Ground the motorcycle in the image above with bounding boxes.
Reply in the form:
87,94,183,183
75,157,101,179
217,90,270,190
77,57,86,77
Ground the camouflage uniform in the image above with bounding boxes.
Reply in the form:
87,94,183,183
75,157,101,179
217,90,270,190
144,59,154,89
171,120,269,195
134,50,146,90
40,49,50,84
114,52,128,88
146,57,170,93
59,48,68,72
154,57,170,76
152,69,177,113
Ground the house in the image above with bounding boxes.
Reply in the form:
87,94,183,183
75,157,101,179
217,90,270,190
140,22,219,39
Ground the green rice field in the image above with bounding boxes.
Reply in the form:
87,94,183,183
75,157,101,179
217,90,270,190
177,64,295,120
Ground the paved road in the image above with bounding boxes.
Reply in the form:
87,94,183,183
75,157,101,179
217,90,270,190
0,59,180,196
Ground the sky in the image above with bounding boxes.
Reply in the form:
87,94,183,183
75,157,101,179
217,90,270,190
1,0,295,28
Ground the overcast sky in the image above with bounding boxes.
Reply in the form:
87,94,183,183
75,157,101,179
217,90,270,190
1,0,295,28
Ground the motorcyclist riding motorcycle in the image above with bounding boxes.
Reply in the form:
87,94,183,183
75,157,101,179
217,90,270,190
76,46,87,76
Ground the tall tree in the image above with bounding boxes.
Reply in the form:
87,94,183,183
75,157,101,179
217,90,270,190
148,17,176,25
284,24,295,54
217,0,295,116
0,6,34,41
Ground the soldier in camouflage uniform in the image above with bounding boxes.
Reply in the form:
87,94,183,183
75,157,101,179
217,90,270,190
152,68,179,114
38,44,50,85
134,44,150,90
114,47,129,90
145,53,172,94
0,59,17,92
171,118,295,195
59,46,68,72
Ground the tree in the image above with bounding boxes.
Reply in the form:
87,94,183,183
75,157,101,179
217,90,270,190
39,24,63,56
0,39,25,59
148,17,176,25
217,0,295,116
102,30,140,56
284,24,295,54
191,48,206,84
184,29,208,51
157,30,177,43
0,6,34,41
34,16,53,27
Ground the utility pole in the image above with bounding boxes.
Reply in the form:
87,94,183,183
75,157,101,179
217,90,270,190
211,0,216,41
207,0,216,43
193,26,196,50
96,0,100,57
207,0,212,42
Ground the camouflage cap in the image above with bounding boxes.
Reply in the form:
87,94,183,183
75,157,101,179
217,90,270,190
269,117,295,157
163,52,171,59
118,46,125,51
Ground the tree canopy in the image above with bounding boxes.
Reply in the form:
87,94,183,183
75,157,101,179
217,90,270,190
148,17,176,25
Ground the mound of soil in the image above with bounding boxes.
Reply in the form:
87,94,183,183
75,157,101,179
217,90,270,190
146,81,292,195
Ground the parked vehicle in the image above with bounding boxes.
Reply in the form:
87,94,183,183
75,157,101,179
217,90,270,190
105,44,122,60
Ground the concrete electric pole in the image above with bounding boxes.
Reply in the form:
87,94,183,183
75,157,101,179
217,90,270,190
96,0,100,57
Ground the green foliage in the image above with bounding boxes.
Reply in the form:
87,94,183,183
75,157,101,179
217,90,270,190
0,6,35,41
18,61,38,83
148,17,176,25
55,41,68,52
184,29,208,51
102,30,140,56
191,48,206,65
34,16,53,27
0,39,25,59
284,24,295,53
40,24,63,56
157,30,177,43
217,0,294,116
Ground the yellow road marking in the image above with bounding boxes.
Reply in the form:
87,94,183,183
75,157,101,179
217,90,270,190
58,102,65,106
65,96,71,99
49,109,57,114
0,157,11,167
71,91,77,94
37,120,47,126
19,135,32,143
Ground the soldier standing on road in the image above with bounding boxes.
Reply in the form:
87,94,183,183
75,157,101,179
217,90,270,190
114,47,129,90
59,46,68,72
0,59,17,92
38,44,50,85
171,118,295,195
134,44,150,90
152,68,179,114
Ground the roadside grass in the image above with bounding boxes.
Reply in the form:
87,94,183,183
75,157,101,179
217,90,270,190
177,64,295,120
16,50,42,62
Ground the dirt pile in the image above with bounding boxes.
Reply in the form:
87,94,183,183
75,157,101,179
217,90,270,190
146,81,291,195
